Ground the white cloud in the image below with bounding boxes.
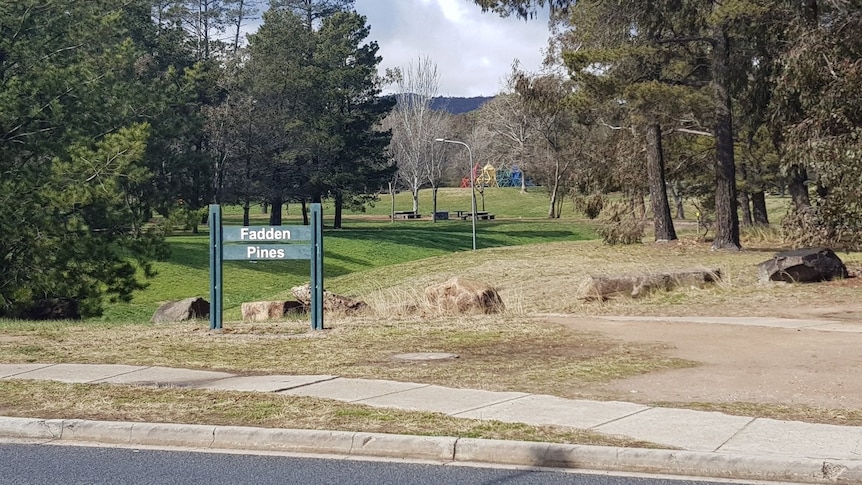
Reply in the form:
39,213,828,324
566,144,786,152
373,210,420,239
355,0,550,97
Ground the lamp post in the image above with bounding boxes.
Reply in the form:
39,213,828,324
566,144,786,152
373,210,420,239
435,138,477,251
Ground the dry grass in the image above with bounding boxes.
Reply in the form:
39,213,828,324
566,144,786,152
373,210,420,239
0,380,665,449
0,315,696,398
2,237,861,434
341,237,862,319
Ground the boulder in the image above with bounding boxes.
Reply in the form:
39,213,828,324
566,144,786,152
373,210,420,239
757,247,849,284
578,269,721,300
424,277,505,314
241,301,306,321
151,297,209,323
291,284,368,315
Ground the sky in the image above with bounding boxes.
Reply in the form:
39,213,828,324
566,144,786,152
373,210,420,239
352,0,552,97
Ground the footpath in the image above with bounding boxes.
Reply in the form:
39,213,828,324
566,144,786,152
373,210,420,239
2,316,862,483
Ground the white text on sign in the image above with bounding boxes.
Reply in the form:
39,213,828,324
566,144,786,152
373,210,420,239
247,246,286,259
240,227,292,241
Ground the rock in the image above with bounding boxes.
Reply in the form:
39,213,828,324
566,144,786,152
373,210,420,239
757,247,849,284
578,269,721,300
241,301,306,321
23,298,81,320
291,284,368,315
424,277,505,314
151,297,209,323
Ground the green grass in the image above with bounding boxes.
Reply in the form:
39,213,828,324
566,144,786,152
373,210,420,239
100,212,596,322
217,187,570,222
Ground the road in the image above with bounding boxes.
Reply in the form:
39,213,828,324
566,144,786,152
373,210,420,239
0,442,767,485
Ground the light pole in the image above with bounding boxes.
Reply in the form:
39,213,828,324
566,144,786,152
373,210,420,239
435,138,477,251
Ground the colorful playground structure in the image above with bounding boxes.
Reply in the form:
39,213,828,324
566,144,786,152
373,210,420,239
460,163,525,188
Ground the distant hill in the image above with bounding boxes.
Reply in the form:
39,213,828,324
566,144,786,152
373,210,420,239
388,94,494,115
431,96,494,114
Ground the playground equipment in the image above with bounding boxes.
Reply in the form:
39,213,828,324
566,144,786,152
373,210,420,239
496,164,523,188
460,162,529,188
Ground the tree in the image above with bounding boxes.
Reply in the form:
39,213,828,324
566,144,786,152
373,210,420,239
477,0,742,248
476,63,536,193
269,0,354,29
513,72,579,218
0,0,183,317
775,0,862,249
244,8,318,225
312,11,395,228
387,56,449,218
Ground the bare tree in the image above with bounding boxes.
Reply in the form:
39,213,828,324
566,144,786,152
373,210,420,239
476,62,536,193
386,56,449,219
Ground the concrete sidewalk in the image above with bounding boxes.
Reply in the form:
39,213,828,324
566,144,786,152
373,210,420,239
2,362,861,483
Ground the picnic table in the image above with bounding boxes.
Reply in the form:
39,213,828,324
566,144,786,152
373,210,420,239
393,211,421,219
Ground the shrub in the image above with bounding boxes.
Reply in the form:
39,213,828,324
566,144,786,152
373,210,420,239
596,201,645,245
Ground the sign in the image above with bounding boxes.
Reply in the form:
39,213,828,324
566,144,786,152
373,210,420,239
209,204,324,331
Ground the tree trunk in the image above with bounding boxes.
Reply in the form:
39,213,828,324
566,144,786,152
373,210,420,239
411,185,419,213
787,165,810,210
738,191,752,227
431,185,438,223
389,181,396,223
520,167,527,193
242,200,250,226
547,179,559,218
751,191,769,225
646,124,677,241
737,162,752,227
269,196,283,226
710,23,741,250
671,181,685,219
301,200,308,226
334,192,343,229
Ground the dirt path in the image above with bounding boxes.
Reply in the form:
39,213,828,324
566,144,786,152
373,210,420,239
544,305,862,409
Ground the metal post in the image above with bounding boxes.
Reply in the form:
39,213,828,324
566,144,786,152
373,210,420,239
208,204,223,330
310,203,324,330
435,138,477,250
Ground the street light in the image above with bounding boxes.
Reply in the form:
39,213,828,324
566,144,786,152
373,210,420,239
435,138,477,251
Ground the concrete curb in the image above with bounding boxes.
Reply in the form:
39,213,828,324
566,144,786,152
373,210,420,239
2,416,861,484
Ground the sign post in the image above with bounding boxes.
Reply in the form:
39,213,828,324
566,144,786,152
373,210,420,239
209,204,324,331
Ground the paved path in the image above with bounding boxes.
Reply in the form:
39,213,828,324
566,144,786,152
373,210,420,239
2,362,862,465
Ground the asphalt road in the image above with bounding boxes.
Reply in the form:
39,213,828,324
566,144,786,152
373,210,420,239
0,443,757,485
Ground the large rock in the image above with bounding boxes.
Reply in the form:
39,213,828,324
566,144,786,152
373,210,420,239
578,269,721,300
151,297,209,323
424,277,505,314
291,284,368,315
241,301,305,321
757,247,849,284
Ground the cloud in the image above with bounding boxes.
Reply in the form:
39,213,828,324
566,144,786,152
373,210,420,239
355,0,550,97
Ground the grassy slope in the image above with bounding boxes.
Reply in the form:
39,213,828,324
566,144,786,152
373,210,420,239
102,187,597,322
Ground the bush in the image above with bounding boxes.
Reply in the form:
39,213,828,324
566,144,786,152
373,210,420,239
573,193,605,219
596,201,645,245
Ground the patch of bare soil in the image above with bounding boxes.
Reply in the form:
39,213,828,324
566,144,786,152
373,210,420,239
544,303,862,410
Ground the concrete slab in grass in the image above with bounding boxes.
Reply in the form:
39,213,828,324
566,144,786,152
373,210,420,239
6,364,146,383
718,418,862,460
357,385,528,415
0,363,56,379
201,375,337,392
455,394,648,429
593,407,754,451
94,366,234,387
277,378,428,402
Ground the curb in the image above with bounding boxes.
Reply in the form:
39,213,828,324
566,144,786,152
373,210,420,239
2,417,861,484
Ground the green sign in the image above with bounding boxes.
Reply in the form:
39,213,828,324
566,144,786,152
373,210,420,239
209,204,324,331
